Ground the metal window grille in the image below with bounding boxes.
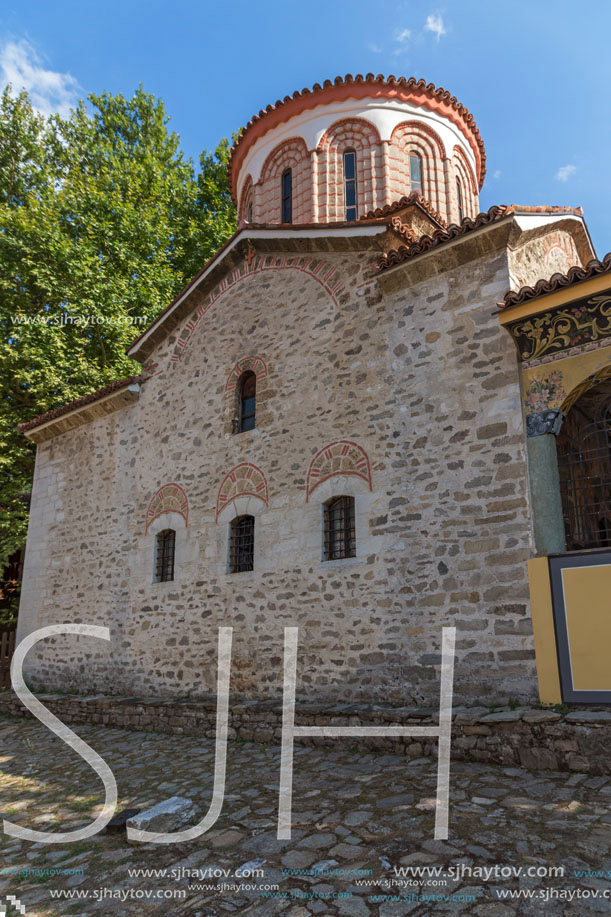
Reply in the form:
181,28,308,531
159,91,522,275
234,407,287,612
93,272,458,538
239,372,256,432
558,397,611,551
155,529,175,582
343,150,357,221
409,153,423,194
229,515,255,572
324,496,356,561
456,178,464,223
281,168,292,223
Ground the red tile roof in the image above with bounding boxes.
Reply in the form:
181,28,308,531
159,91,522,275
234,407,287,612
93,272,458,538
18,376,141,433
228,74,487,199
376,204,586,273
499,252,611,309
360,191,447,228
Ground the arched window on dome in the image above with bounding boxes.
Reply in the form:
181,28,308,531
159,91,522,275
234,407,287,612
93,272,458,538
343,150,357,221
456,178,464,224
281,168,292,223
238,371,256,433
248,201,253,222
409,153,423,194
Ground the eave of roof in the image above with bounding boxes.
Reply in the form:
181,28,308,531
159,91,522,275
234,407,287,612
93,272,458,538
19,376,141,436
228,73,487,200
498,252,611,310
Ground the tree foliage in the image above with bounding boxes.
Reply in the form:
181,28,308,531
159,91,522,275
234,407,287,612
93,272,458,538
0,86,236,623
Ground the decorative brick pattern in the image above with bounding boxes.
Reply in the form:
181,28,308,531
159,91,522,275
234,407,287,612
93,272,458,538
389,121,448,218
238,174,254,225
224,355,268,392
145,483,189,534
216,463,269,522
173,254,344,362
317,118,383,221
306,440,373,502
257,137,311,223
451,145,478,223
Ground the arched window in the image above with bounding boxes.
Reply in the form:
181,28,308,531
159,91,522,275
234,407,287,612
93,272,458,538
456,178,464,223
281,168,292,223
238,371,256,433
409,153,423,194
323,496,356,560
343,150,357,221
248,201,253,222
229,515,255,572
155,529,176,582
557,380,611,550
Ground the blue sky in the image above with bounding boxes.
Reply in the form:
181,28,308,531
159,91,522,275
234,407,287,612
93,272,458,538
1,0,609,254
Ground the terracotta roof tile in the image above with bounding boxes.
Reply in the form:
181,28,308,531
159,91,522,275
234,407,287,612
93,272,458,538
228,74,487,198
499,253,611,309
376,204,586,273
360,191,447,227
19,376,141,433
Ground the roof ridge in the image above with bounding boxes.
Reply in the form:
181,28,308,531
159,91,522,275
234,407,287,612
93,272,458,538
360,191,447,227
376,204,510,272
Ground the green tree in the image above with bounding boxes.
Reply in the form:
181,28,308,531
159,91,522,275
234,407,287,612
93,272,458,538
0,86,236,625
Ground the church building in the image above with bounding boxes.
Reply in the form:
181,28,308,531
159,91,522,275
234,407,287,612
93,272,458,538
16,74,611,706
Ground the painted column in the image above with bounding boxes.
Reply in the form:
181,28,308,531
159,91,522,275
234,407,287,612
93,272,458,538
526,410,567,555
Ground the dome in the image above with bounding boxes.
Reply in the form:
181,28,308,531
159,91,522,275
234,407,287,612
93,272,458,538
228,74,486,227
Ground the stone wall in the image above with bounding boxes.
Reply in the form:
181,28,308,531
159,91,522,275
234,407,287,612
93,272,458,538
19,223,571,706
2,692,610,776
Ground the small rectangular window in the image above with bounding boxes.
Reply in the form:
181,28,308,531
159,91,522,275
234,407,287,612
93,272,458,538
343,150,357,221
282,169,292,223
409,153,423,193
229,515,255,572
324,496,356,560
155,529,175,582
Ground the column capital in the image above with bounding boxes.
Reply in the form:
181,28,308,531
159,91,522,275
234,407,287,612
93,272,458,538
527,410,564,437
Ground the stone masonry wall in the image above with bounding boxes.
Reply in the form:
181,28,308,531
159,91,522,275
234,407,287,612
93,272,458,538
2,693,610,776
19,233,540,706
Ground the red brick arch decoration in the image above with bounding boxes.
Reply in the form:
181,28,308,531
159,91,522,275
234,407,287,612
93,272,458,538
306,440,373,502
216,462,269,522
172,255,344,363
145,483,189,534
225,355,268,392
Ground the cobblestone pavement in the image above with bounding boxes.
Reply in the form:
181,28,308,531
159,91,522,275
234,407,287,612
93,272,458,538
0,715,610,916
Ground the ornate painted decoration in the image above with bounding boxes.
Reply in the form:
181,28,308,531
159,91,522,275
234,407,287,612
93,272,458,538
306,440,373,502
560,363,611,415
524,371,566,413
146,483,189,534
216,463,269,522
508,292,611,363
225,355,268,392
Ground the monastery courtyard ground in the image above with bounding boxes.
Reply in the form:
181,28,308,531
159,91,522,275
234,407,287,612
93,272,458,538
0,715,610,916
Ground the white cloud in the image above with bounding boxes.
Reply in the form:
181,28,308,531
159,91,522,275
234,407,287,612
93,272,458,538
395,28,412,43
425,14,446,41
367,42,383,53
555,164,577,182
0,39,80,118
493,170,502,179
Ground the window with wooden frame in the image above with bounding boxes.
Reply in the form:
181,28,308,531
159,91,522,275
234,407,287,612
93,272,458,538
229,515,255,573
409,152,423,194
343,149,357,221
154,529,176,582
456,178,464,223
238,371,256,432
281,168,292,223
323,495,356,561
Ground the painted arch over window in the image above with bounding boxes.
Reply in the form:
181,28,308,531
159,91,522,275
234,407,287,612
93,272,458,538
390,120,445,216
306,440,373,502
258,136,310,223
216,462,269,523
145,483,189,534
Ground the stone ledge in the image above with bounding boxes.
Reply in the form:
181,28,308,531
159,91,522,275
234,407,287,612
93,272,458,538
1,692,609,775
